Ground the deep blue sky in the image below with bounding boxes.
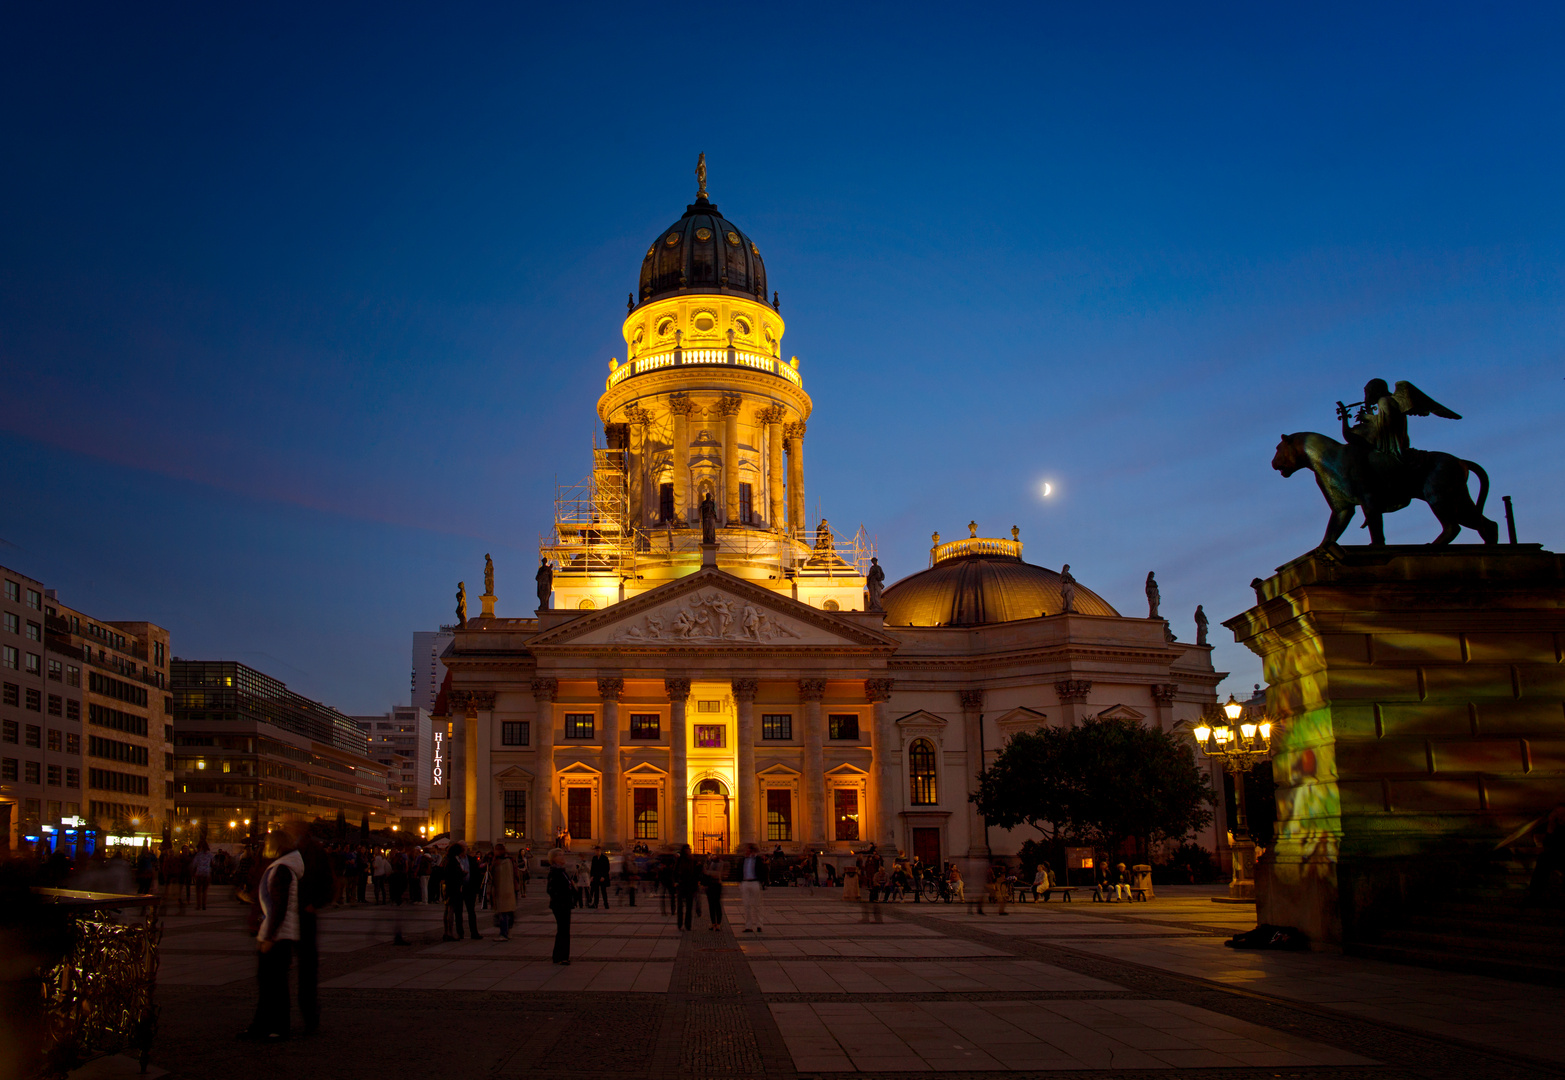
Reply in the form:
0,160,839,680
3,4,1561,714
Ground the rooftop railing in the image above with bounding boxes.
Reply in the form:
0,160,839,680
606,347,802,390
932,536,1024,564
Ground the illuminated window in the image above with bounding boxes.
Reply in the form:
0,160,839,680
694,724,725,748
909,739,938,805
630,714,660,739
696,700,721,713
565,714,594,739
634,787,658,839
566,787,592,838
503,790,526,838
833,788,859,842
766,788,792,841
828,714,859,740
761,713,792,740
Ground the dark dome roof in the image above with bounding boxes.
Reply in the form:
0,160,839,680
881,552,1119,627
638,196,768,305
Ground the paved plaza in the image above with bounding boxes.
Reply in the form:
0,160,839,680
123,884,1565,1079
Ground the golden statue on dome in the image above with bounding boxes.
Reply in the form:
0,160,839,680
695,152,708,200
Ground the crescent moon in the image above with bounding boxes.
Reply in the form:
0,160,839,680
1042,482,1053,497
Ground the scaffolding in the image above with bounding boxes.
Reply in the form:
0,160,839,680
541,444,638,581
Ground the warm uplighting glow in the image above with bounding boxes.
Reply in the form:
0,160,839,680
1192,724,1211,744
1222,695,1244,721
229,821,238,829
243,818,251,826
196,760,206,769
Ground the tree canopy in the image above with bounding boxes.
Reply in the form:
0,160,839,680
971,716,1215,857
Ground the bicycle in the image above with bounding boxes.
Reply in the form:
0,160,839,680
919,877,956,903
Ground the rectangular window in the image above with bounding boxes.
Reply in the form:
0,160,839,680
501,721,530,746
634,786,659,840
659,483,674,523
4,613,16,634
66,732,79,754
3,684,16,708
25,621,40,642
25,760,40,784
2,646,15,670
4,581,16,601
834,788,860,841
2,719,14,742
761,713,792,740
65,701,79,722
25,688,41,712
25,724,40,748
766,788,793,841
828,714,860,740
566,787,592,839
1,758,15,780
47,763,61,786
630,713,660,739
66,666,80,688
25,653,40,675
739,482,753,524
47,729,61,751
502,789,526,838
564,713,594,739
47,695,61,717
26,589,40,610
694,724,726,748
696,700,721,713
65,767,79,788
47,659,61,681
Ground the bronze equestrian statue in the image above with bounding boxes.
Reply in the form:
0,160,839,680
1273,379,1498,548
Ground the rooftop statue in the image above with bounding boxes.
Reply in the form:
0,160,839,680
455,582,467,626
1059,564,1077,614
1194,605,1208,646
536,558,553,610
866,557,885,611
1273,379,1498,547
1145,572,1160,619
695,151,708,200
701,492,718,545
484,553,494,596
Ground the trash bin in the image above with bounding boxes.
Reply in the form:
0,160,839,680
1130,864,1154,900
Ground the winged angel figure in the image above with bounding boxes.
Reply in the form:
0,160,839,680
1340,379,1462,459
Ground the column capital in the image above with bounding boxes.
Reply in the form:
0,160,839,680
471,690,496,711
665,677,692,702
625,405,653,425
667,391,695,417
1055,679,1092,704
783,421,807,440
798,677,827,702
864,678,895,703
597,676,625,702
530,677,558,702
447,689,472,715
731,678,759,702
756,404,787,424
716,393,744,416
959,688,984,711
1150,682,1178,704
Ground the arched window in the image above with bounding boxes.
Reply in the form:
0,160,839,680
696,778,727,796
909,739,938,805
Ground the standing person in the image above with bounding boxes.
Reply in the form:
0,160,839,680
284,819,334,1037
442,844,470,941
739,844,766,934
355,847,369,904
134,846,157,896
546,850,573,964
589,847,611,909
239,830,304,1042
416,848,432,903
841,861,860,902
372,850,390,904
911,858,924,903
673,844,699,931
192,842,214,911
460,846,483,938
703,863,725,931
990,862,1009,915
488,843,520,940
573,860,590,908
389,848,407,905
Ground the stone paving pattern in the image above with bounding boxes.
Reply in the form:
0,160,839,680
137,883,1565,1079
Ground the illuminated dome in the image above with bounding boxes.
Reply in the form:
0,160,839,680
881,534,1119,627
637,194,768,305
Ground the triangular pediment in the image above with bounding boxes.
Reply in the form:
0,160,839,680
624,761,668,777
527,567,899,650
1095,703,1146,722
494,765,535,781
994,706,1048,732
894,710,948,729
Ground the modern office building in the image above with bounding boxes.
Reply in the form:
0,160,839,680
352,704,432,825
2,563,173,849
412,629,454,714
170,660,395,836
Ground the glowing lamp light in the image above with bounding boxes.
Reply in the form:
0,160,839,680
243,818,251,826
229,821,238,829
1240,723,1258,740
1192,724,1211,744
1213,726,1231,745
1222,695,1244,722
1259,722,1272,740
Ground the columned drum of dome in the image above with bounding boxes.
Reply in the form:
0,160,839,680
881,534,1118,627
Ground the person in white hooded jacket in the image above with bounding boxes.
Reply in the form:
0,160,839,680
240,830,305,1041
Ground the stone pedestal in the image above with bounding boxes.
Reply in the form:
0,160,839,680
1222,839,1255,902
1225,545,1565,944
480,593,496,618
701,542,718,568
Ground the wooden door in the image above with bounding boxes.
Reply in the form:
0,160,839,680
912,827,941,869
693,797,728,853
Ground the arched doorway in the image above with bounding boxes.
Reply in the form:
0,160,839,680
692,778,730,854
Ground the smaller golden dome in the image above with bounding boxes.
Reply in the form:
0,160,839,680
881,535,1118,627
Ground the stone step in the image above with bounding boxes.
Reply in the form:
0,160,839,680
1346,940,1565,987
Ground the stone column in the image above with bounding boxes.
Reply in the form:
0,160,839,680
784,421,806,535
531,677,558,842
471,691,496,843
669,393,691,526
598,676,623,849
960,688,989,857
758,406,786,530
719,394,744,525
447,691,469,842
626,405,652,531
799,677,827,847
1055,679,1092,728
866,678,897,852
733,678,759,848
665,677,691,849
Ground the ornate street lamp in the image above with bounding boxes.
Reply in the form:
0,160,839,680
1191,693,1273,901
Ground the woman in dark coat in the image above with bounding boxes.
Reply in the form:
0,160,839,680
546,849,574,964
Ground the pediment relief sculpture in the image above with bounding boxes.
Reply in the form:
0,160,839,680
610,588,807,643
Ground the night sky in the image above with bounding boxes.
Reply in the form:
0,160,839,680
3,4,1561,714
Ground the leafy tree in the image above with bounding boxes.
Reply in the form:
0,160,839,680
971,716,1215,863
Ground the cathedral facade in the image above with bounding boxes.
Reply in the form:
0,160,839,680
439,174,1221,869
